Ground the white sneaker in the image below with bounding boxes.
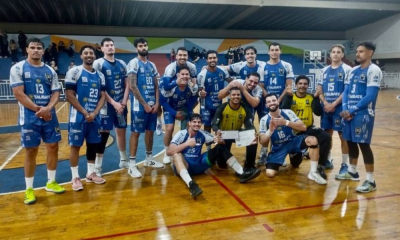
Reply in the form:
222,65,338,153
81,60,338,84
119,160,129,169
156,123,163,136
144,158,164,168
308,171,327,185
128,166,142,178
163,156,171,164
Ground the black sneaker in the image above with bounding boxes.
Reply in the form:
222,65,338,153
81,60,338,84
239,167,261,183
317,165,327,180
188,181,203,198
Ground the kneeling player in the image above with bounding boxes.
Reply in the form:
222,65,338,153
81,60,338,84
259,94,326,185
167,114,261,198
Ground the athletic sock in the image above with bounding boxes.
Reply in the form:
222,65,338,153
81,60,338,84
349,164,357,173
179,169,192,187
47,170,56,182
342,154,349,165
366,172,374,182
87,163,95,175
227,157,244,175
25,177,34,189
146,151,152,159
310,161,318,173
119,151,127,161
95,155,103,168
71,166,79,179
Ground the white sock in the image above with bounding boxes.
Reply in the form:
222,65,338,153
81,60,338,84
164,146,169,157
227,157,244,175
129,157,136,167
119,151,127,161
349,164,357,173
179,169,192,187
342,154,349,165
366,172,374,182
310,161,318,173
87,163,95,175
146,151,152,159
71,166,79,179
95,155,103,168
157,116,163,125
328,151,332,161
47,170,56,182
25,177,34,189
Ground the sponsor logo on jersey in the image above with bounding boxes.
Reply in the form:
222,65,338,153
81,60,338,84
219,72,223,79
26,135,31,141
115,75,120,79
239,114,242,119
106,70,112,75
306,99,310,105
355,127,361,135
45,73,52,84
83,97,88,102
330,78,334,82
25,72,31,78
74,135,79,140
140,68,144,73
338,72,344,80
22,129,34,133
82,77,88,83
142,85,147,90
29,94,34,100
110,90,115,95
92,83,97,87
208,78,211,83
360,73,366,81
244,70,247,76
55,126,61,134
335,118,340,126
36,79,41,83
279,68,284,75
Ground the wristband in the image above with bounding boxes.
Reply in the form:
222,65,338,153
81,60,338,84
266,129,273,137
285,120,290,126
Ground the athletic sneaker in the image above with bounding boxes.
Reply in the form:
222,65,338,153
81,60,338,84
86,172,106,184
128,166,142,178
24,188,36,205
323,159,334,170
356,180,377,193
119,160,129,169
144,158,164,168
188,181,203,198
257,153,267,166
335,170,360,181
308,171,327,185
94,167,103,177
71,177,84,191
163,156,171,164
317,166,327,180
156,123,163,136
45,180,66,194
338,163,348,174
239,167,261,183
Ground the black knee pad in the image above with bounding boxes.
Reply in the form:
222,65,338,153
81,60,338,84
289,153,303,168
86,143,97,161
96,132,110,154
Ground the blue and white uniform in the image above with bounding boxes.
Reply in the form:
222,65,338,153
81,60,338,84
197,66,230,126
161,61,197,92
231,79,263,116
93,58,128,130
318,63,352,131
10,60,61,147
160,85,198,125
259,109,306,165
171,129,214,175
230,60,265,118
126,58,159,133
65,66,105,146
342,64,382,144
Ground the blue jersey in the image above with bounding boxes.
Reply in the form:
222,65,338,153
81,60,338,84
344,64,382,115
93,58,127,103
126,58,158,112
263,60,294,98
162,61,197,91
230,60,265,80
10,60,60,126
259,109,300,151
197,66,230,110
318,63,352,114
160,85,197,115
65,66,106,124
171,129,214,162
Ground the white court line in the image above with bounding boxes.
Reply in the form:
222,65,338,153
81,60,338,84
0,102,68,172
0,143,166,195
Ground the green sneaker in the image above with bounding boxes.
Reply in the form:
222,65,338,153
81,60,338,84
45,180,66,194
24,188,36,205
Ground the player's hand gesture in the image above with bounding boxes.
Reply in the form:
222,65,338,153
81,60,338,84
285,85,293,95
144,104,152,113
199,89,207,98
186,137,196,147
176,111,186,121
151,103,159,114
269,117,277,131
113,101,124,114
